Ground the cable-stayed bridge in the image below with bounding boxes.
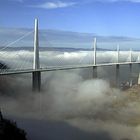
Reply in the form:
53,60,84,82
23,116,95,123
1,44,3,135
0,19,140,91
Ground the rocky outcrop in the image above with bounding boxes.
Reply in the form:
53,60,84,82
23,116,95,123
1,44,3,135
0,110,27,140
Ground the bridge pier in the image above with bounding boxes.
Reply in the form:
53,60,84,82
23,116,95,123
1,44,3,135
32,18,41,92
93,38,97,78
138,64,140,85
117,44,119,63
116,45,120,87
93,66,97,78
116,64,120,87
129,64,132,87
129,48,132,87
32,71,41,92
138,73,140,85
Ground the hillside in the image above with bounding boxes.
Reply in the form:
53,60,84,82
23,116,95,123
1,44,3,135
0,111,27,140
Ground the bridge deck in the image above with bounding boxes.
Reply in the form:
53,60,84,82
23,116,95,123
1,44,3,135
0,62,139,76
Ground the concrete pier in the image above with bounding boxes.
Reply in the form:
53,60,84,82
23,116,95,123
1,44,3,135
129,48,132,63
117,44,119,63
93,37,96,66
116,64,120,87
138,63,140,85
32,19,41,92
116,45,120,87
129,48,132,87
32,71,41,91
93,66,97,78
93,38,97,78
138,73,140,85
129,64,132,87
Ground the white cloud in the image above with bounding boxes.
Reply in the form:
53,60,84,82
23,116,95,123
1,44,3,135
32,1,76,9
30,0,140,10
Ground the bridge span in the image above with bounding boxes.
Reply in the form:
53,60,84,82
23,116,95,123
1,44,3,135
0,19,140,91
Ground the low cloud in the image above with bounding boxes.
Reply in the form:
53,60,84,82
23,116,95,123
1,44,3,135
0,49,140,140
1,71,140,140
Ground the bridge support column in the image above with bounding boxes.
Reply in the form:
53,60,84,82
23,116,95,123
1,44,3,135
138,73,140,85
32,18,41,92
93,66,97,78
138,64,140,85
116,64,120,87
129,64,132,87
93,38,96,66
129,49,132,87
32,71,41,92
92,38,97,78
117,44,119,63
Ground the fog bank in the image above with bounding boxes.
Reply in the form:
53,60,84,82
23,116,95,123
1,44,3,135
0,70,140,140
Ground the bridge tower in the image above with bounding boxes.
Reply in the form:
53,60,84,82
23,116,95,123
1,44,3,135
129,48,132,87
32,18,41,91
116,44,120,87
138,73,140,85
117,44,119,63
93,37,97,78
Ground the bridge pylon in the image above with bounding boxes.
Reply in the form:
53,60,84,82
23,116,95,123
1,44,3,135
93,38,97,78
138,73,140,85
93,37,96,66
116,64,120,87
129,48,133,87
117,44,119,63
116,45,120,87
32,18,41,92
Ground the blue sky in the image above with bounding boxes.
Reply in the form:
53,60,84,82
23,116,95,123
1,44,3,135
1,0,140,37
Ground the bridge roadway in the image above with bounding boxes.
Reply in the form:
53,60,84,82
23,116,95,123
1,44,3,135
0,61,139,76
